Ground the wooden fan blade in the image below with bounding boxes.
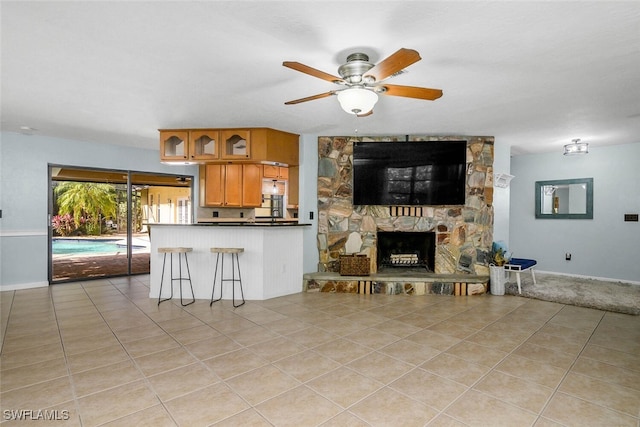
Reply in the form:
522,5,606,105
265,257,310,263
381,84,443,100
364,48,421,82
284,91,336,105
283,61,344,84
356,110,373,118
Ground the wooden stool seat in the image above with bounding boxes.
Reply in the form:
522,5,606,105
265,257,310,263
158,247,195,306
159,247,192,254
210,248,244,254
210,247,245,308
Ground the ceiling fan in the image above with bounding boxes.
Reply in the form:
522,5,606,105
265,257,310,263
283,48,443,116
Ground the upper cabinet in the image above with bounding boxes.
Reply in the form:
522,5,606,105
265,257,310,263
288,166,299,208
250,128,299,165
221,130,251,159
263,165,289,179
242,164,262,207
160,130,189,162
190,130,219,161
160,129,219,162
160,128,299,165
200,164,243,207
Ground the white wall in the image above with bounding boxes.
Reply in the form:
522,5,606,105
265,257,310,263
0,132,197,289
509,142,640,282
492,140,512,244
299,134,319,274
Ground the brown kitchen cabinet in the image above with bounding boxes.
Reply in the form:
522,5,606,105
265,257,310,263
200,164,243,207
263,165,289,179
160,130,190,162
288,166,299,207
161,127,299,165
221,130,251,159
242,164,262,207
200,163,263,207
189,130,219,161
250,128,299,165
160,129,219,162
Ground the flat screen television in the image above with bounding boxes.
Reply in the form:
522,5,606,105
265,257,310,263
353,140,467,206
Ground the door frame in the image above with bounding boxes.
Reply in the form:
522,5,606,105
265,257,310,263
48,164,194,283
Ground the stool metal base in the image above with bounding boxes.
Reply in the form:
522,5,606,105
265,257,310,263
158,250,195,306
210,248,245,308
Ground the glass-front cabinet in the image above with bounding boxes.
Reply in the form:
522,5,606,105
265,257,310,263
189,130,219,161
160,130,189,162
221,130,251,159
160,130,219,162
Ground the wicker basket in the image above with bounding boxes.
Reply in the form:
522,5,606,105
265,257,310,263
339,254,370,276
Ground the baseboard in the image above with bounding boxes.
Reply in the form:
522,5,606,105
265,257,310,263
536,270,640,286
0,281,49,291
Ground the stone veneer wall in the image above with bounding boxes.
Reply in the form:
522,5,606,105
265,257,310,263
317,135,495,276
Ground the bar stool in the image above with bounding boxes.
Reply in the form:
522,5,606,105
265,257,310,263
210,247,245,308
158,247,195,306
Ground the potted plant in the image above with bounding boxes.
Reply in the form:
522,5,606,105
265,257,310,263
489,242,510,295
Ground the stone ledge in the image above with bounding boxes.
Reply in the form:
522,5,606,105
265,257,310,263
303,272,489,296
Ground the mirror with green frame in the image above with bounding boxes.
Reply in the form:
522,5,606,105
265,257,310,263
535,178,593,219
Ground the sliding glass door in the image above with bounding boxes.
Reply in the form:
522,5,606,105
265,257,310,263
49,165,192,283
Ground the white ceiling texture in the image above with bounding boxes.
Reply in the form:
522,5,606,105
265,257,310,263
2,1,639,156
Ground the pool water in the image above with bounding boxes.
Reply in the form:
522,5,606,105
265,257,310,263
53,239,146,255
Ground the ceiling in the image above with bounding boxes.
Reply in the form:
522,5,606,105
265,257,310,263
2,1,639,156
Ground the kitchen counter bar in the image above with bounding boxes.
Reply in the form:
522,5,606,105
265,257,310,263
148,223,309,301
197,221,307,226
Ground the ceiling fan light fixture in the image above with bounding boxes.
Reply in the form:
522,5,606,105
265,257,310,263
337,87,378,115
564,138,589,155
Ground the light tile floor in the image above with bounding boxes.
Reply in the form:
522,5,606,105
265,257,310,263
1,275,639,426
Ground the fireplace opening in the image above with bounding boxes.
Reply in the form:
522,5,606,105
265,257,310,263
376,231,436,272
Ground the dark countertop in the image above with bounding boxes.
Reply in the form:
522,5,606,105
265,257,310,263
148,221,311,227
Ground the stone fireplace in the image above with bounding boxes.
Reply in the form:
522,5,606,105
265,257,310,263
316,135,494,277
377,231,435,272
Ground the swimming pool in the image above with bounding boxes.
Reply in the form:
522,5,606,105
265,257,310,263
52,239,147,255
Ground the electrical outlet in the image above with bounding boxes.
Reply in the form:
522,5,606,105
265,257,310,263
309,211,314,220
565,253,572,261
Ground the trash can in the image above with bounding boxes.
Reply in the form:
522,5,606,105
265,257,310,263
489,265,506,295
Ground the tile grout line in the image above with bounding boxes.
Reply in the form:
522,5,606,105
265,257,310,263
78,278,180,426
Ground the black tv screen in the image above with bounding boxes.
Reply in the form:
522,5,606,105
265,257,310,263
353,140,467,206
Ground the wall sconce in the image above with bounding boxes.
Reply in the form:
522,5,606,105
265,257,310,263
494,173,515,188
564,138,589,155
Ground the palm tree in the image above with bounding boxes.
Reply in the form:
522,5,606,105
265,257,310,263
54,182,117,235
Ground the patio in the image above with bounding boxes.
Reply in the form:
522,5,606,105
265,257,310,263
52,253,150,282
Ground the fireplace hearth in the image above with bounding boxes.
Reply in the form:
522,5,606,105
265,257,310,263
377,231,436,272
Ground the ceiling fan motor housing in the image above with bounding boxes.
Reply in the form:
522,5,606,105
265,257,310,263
338,53,375,84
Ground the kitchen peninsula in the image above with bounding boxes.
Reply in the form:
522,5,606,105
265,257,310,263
148,222,309,301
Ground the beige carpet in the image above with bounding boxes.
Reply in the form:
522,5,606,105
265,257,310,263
504,272,640,315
